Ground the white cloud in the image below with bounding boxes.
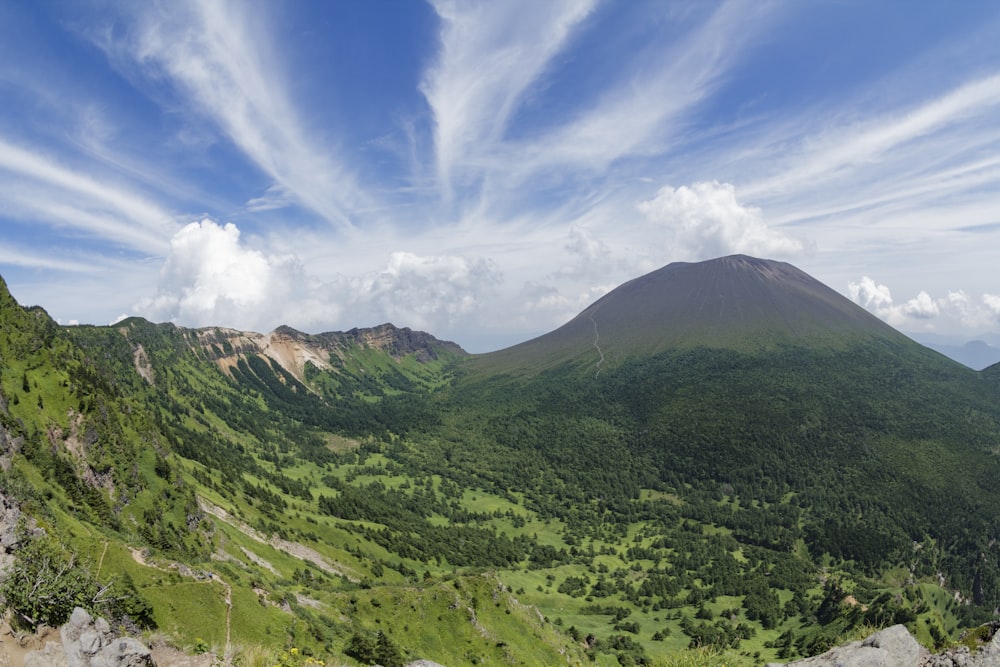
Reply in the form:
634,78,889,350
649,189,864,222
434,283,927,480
512,0,774,176
984,293,1000,317
357,251,503,330
637,181,804,259
520,281,571,313
735,72,1000,235
135,219,309,329
848,276,895,313
421,0,597,194
848,276,939,327
0,244,101,274
774,73,1000,195
107,0,365,226
0,138,176,254
133,219,503,335
902,291,940,319
421,0,777,215
848,278,1000,331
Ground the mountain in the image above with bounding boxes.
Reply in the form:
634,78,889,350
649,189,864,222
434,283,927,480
916,338,1000,370
478,254,923,372
6,259,1000,667
440,256,1000,634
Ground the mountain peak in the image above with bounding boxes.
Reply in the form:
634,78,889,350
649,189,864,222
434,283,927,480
479,255,913,370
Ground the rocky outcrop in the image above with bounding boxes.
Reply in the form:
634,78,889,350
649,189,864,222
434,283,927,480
0,494,23,575
771,624,1000,667
336,323,465,362
20,608,151,667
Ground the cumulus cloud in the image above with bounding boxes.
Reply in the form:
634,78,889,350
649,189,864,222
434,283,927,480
357,251,502,330
848,278,1000,331
902,290,940,319
848,276,941,326
638,181,805,259
554,225,617,279
848,276,895,313
983,293,1000,317
134,219,307,330
133,219,501,335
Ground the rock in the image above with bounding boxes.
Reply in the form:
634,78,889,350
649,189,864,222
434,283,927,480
406,661,449,667
23,608,151,667
24,641,68,667
968,626,1000,667
768,625,927,667
90,639,153,667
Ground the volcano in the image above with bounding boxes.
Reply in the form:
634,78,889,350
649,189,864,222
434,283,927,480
480,254,922,371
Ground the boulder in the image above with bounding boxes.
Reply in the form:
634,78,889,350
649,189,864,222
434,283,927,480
769,625,927,667
23,608,151,667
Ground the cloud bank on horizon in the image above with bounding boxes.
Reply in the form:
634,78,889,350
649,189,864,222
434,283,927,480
2,0,1000,351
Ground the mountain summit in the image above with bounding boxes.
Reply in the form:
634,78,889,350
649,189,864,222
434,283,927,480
481,254,914,370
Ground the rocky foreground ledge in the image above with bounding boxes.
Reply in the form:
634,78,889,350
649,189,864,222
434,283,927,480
11,607,151,667
8,608,999,667
3,608,449,667
771,623,1000,667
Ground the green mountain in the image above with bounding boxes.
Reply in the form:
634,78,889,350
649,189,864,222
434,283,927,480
4,257,1000,667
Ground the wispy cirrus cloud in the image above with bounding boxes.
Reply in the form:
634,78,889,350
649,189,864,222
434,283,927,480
0,138,176,255
0,244,101,274
510,0,775,175
422,0,778,217
421,0,598,196
103,0,367,227
738,72,1000,223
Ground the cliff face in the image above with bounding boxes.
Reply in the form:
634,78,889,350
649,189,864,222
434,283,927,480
190,323,465,382
334,323,465,362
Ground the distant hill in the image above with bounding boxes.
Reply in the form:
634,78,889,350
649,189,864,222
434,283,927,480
914,337,1000,370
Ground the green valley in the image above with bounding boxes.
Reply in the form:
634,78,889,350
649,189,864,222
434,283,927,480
3,257,1000,667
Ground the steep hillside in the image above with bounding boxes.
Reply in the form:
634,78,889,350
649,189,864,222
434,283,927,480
0,277,585,666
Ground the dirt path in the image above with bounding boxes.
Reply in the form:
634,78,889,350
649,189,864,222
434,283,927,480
128,548,233,656
197,498,359,582
96,541,109,577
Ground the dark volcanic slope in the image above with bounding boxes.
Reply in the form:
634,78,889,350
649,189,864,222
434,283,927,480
479,255,916,371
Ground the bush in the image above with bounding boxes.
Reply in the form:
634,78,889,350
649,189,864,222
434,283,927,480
0,535,98,629
0,534,155,631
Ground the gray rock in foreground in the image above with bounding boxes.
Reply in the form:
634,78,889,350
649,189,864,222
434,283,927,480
768,625,926,667
770,624,1000,667
23,608,151,667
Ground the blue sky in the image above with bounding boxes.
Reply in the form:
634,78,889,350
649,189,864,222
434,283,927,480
3,0,1000,352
